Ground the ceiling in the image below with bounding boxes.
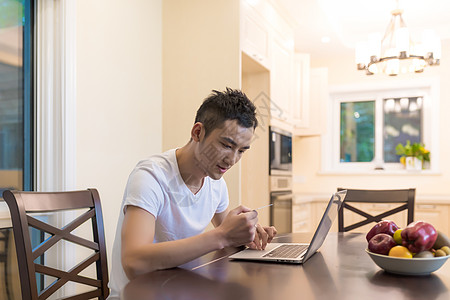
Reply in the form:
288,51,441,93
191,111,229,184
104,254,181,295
276,0,450,59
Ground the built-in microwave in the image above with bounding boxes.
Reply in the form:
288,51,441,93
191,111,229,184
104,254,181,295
269,126,292,175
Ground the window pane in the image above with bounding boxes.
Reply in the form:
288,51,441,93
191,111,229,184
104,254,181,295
340,101,375,162
0,0,32,193
383,97,423,162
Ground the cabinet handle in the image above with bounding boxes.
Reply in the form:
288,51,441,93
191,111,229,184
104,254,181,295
372,204,390,209
417,204,437,210
295,221,307,227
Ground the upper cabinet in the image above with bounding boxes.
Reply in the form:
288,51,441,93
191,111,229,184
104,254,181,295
270,33,293,123
294,67,328,136
241,4,270,70
291,53,310,128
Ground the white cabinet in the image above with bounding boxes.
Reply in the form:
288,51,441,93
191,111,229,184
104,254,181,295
415,204,449,236
270,34,293,123
241,3,270,69
291,53,310,127
292,202,311,233
294,67,328,136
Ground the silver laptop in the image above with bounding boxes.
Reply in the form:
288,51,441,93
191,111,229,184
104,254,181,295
229,190,346,264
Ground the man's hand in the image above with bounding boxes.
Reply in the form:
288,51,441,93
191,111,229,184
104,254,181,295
247,225,277,250
216,205,258,248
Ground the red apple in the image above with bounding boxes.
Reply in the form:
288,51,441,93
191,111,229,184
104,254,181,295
366,220,399,242
401,221,437,253
368,233,397,255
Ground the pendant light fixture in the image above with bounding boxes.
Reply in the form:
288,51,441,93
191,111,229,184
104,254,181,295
355,0,441,76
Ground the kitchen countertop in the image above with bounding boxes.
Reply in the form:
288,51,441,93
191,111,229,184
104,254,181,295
293,193,450,205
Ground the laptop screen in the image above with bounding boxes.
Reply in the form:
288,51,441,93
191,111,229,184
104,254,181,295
302,190,346,261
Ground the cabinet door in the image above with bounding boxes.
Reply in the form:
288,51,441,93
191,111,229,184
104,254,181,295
270,35,292,122
415,204,449,236
292,202,311,233
292,53,310,127
241,6,270,69
294,67,327,136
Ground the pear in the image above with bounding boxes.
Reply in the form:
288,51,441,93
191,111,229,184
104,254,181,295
432,231,450,249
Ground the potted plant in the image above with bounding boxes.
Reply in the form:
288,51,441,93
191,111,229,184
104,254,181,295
395,140,430,170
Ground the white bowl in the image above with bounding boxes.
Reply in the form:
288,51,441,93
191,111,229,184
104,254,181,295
366,249,449,276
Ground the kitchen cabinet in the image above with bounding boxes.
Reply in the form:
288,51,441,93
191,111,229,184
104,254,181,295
294,67,328,136
415,204,449,236
292,202,311,233
270,33,293,124
291,53,310,128
241,4,270,70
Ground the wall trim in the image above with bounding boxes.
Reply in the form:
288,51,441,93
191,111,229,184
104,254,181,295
36,0,76,192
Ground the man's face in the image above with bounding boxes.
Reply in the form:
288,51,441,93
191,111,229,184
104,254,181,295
195,119,254,180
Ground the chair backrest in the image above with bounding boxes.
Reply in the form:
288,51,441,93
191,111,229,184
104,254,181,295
2,189,109,300
337,188,415,232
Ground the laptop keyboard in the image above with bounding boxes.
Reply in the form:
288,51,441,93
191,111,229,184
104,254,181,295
263,244,308,258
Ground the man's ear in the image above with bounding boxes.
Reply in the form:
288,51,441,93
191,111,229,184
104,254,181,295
191,122,204,142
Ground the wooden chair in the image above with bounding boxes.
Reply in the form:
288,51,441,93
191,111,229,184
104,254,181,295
3,189,109,300
0,228,11,299
337,188,415,232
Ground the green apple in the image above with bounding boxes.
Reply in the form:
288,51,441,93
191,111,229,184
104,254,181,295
393,229,403,245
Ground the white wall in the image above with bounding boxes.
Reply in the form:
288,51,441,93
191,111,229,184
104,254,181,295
293,40,450,197
162,0,241,208
76,0,162,271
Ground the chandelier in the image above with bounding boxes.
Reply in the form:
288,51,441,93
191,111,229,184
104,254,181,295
355,2,441,76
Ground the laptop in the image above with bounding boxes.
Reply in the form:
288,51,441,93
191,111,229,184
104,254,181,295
229,190,346,264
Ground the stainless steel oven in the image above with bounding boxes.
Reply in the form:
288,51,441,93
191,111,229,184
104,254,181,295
269,175,292,234
269,126,292,175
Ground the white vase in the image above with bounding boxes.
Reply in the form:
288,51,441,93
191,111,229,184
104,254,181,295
405,156,422,171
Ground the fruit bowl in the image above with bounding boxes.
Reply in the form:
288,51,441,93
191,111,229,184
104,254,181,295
365,249,449,276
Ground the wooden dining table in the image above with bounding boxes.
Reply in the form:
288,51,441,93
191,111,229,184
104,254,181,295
121,232,450,300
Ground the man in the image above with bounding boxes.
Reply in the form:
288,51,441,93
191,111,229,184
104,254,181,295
108,88,277,299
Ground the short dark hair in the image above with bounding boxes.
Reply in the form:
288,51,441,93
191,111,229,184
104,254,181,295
195,88,258,137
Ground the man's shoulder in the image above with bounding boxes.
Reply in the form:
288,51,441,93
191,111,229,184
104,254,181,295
136,149,176,169
129,149,177,181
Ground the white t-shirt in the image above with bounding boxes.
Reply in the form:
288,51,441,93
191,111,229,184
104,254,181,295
107,149,229,299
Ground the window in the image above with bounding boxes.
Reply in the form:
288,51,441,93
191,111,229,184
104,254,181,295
0,0,34,195
325,81,439,173
340,101,375,162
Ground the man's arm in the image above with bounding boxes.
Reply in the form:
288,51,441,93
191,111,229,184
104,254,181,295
121,205,257,279
212,208,278,250
211,208,229,227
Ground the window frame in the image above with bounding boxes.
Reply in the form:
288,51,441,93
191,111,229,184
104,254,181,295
23,0,35,191
323,79,440,174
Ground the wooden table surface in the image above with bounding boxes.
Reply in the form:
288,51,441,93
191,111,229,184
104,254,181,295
121,232,450,300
